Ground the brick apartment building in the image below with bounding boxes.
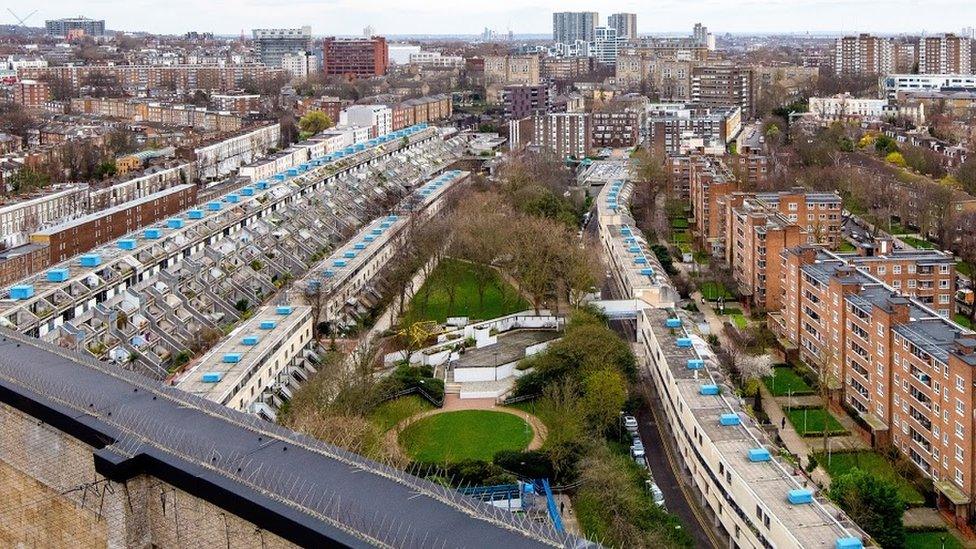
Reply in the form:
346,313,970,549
689,156,737,255
691,64,755,118
919,34,972,75
731,124,769,188
842,240,956,314
771,247,976,522
724,195,806,311
296,96,348,122
20,65,287,94
752,189,843,247
502,85,553,120
711,188,842,302
541,56,593,81
645,104,741,157
390,95,452,130
210,93,262,114
592,108,642,148
322,37,389,77
509,112,591,159
483,55,540,104
0,243,49,288
834,34,895,76
12,79,50,109
31,184,197,263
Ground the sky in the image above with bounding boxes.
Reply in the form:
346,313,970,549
26,0,976,37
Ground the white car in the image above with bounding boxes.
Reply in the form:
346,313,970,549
647,481,666,507
630,445,646,460
623,415,638,433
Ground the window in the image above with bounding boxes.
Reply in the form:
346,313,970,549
957,446,964,462
878,266,887,275
957,375,965,392
956,422,964,439
957,399,965,415
893,265,902,274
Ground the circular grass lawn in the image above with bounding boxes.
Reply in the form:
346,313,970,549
398,410,533,463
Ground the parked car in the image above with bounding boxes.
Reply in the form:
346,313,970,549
634,456,648,469
646,480,665,507
623,415,638,433
630,444,646,460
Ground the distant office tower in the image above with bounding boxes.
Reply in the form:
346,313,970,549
253,27,312,69
693,23,708,44
552,12,599,44
919,33,972,74
45,17,105,37
322,36,389,77
834,33,895,76
608,13,637,40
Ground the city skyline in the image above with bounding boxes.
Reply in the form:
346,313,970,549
29,0,976,36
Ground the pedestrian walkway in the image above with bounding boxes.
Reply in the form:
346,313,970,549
552,494,580,536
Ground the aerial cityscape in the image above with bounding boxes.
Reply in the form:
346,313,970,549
3,4,976,548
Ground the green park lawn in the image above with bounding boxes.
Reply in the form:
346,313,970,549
901,236,935,250
812,450,924,506
784,407,848,437
403,258,529,325
671,231,691,244
956,261,972,277
837,241,857,253
368,395,433,431
763,365,815,396
671,218,690,229
700,281,735,301
399,410,533,462
717,307,748,329
887,221,911,235
955,314,974,329
905,531,965,549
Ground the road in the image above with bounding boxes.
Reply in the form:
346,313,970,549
602,280,717,548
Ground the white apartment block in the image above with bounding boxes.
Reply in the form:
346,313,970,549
0,184,90,249
176,304,314,415
809,94,887,120
281,51,315,79
881,74,976,99
194,123,280,180
408,51,464,67
88,164,192,209
339,105,392,138
592,26,622,66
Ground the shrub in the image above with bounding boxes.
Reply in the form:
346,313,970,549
886,152,907,168
493,450,555,479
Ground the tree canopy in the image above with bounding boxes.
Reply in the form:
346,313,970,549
298,110,333,138
829,468,906,549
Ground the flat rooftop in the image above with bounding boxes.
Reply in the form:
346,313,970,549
176,305,311,405
645,308,862,548
453,330,560,369
0,329,578,548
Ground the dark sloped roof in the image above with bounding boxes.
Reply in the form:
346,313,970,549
0,330,585,549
